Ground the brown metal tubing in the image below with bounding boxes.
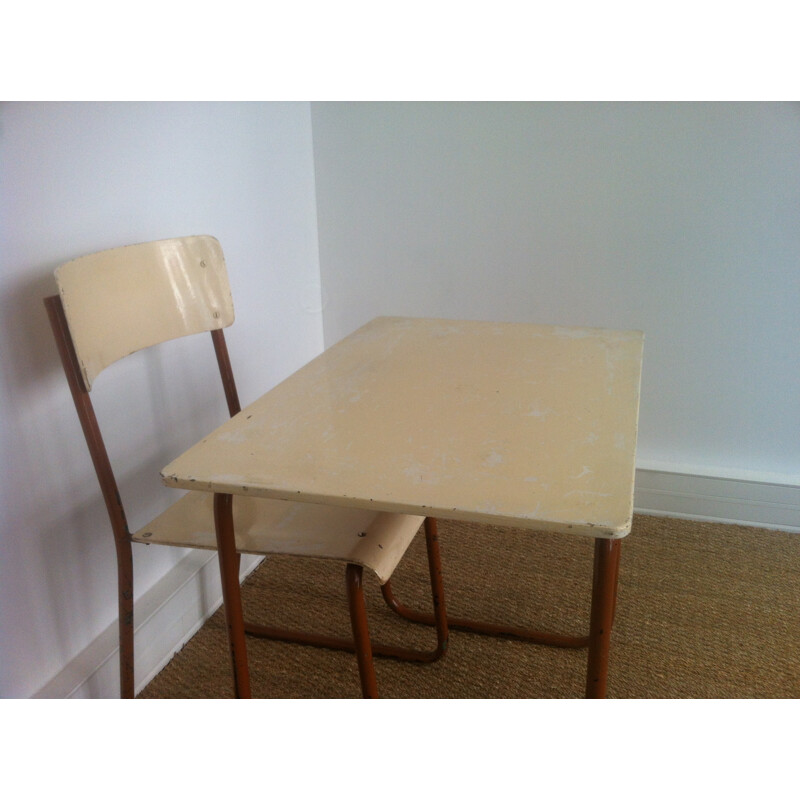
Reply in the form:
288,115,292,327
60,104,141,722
585,537,622,699
210,328,243,578
242,622,432,661
45,295,136,698
609,538,621,627
346,564,378,698
422,517,449,656
242,623,441,664
380,584,590,648
244,517,449,663
210,328,242,417
214,492,251,698
381,519,589,651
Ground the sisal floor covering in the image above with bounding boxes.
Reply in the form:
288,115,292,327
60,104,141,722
137,514,800,699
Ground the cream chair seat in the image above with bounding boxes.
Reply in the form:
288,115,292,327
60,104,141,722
134,493,422,585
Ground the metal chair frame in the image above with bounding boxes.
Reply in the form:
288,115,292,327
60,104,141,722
44,279,448,700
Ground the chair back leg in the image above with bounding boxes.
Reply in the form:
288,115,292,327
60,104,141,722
45,295,138,698
117,545,135,698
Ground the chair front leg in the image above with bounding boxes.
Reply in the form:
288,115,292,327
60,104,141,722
345,564,378,699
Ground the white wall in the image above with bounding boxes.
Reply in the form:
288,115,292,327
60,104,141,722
310,102,800,486
0,102,323,698
3,101,798,698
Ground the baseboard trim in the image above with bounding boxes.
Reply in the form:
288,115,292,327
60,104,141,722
32,551,262,699
633,468,800,533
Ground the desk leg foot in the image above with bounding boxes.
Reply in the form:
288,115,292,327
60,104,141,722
214,492,251,699
585,537,622,699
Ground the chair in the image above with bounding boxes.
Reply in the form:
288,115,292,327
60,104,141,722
44,235,448,699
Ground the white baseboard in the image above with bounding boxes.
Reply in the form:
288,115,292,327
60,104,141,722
633,468,800,532
32,468,798,698
32,551,262,699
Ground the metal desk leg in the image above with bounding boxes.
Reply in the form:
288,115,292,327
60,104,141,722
345,564,379,699
585,537,622,699
214,492,251,698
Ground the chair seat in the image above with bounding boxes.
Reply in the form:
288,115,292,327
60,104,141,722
132,492,424,583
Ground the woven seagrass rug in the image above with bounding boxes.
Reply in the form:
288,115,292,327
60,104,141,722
138,514,800,699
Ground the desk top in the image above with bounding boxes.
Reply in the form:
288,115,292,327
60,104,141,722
162,317,644,538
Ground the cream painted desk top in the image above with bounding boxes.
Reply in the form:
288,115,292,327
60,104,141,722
162,317,644,538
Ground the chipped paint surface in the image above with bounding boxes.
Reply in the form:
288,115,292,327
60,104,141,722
162,317,644,538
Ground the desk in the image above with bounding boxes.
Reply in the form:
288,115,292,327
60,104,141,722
162,316,644,697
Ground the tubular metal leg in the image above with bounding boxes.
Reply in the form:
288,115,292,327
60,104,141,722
585,537,622,699
346,564,378,699
380,518,589,649
244,519,449,663
422,517,449,658
380,518,629,699
117,549,135,699
214,492,251,699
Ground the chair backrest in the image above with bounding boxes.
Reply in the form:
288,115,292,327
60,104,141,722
46,235,239,698
55,235,235,391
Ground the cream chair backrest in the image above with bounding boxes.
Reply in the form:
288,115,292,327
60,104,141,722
55,235,235,391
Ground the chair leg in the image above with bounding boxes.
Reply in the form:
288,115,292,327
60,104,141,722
345,564,378,699
117,544,135,699
585,537,622,699
214,492,251,698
